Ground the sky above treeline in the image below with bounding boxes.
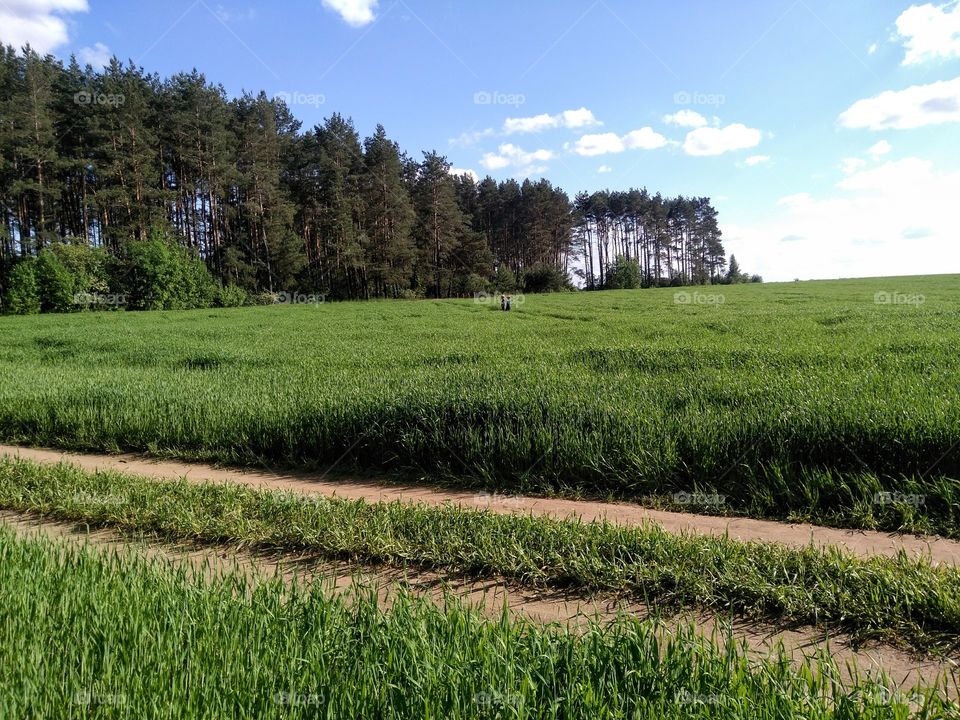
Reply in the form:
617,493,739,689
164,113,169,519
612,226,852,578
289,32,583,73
2,0,958,281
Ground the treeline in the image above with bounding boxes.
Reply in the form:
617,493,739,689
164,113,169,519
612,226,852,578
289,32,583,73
0,46,747,313
575,191,736,288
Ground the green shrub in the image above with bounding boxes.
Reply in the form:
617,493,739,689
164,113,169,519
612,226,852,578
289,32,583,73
216,284,249,307
521,263,567,293
2,259,41,315
251,291,279,305
604,256,642,290
493,265,518,292
117,228,217,310
35,249,77,312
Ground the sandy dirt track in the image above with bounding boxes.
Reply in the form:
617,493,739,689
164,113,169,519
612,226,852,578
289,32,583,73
2,444,958,565
2,510,956,693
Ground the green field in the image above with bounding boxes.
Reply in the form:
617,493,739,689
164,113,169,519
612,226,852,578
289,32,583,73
1,275,958,534
2,526,956,719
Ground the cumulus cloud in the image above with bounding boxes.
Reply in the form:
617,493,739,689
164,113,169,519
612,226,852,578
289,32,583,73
597,165,612,173
78,41,111,67
571,132,624,156
867,140,892,158
723,157,960,281
571,127,667,156
743,155,771,166
479,143,553,171
838,76,960,130
560,107,600,128
622,127,669,150
895,2,960,65
503,113,556,134
503,107,600,134
449,167,479,182
663,109,708,128
0,0,89,54
683,123,762,156
836,156,935,193
322,0,378,27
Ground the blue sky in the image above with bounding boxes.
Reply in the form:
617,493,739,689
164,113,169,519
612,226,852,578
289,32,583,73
2,0,959,281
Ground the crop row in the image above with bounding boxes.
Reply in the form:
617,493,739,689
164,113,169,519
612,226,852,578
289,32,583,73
2,457,959,654
3,526,960,718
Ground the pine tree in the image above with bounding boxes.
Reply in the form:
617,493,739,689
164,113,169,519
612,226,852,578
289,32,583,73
362,125,415,298
726,254,742,284
413,152,466,298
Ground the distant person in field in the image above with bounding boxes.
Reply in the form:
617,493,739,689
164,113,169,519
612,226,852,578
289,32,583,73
500,294,506,311
505,295,512,311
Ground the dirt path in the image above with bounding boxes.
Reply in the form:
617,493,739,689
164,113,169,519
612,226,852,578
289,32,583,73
3,444,959,565
2,510,956,694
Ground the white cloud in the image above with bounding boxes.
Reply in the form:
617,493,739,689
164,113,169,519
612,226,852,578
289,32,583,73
723,157,960,281
868,42,879,55
663,109,708,128
514,165,548,180
571,132,624,156
561,107,600,128
836,156,935,193
503,107,600,134
503,113,556,134
597,165,612,173
683,123,762,156
449,128,495,147
0,0,89,54
571,127,667,156
622,127,669,150
449,167,479,182
838,76,960,130
479,143,553,171
895,2,960,65
743,154,771,166
78,41,111,67
322,0,377,27
867,140,892,158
